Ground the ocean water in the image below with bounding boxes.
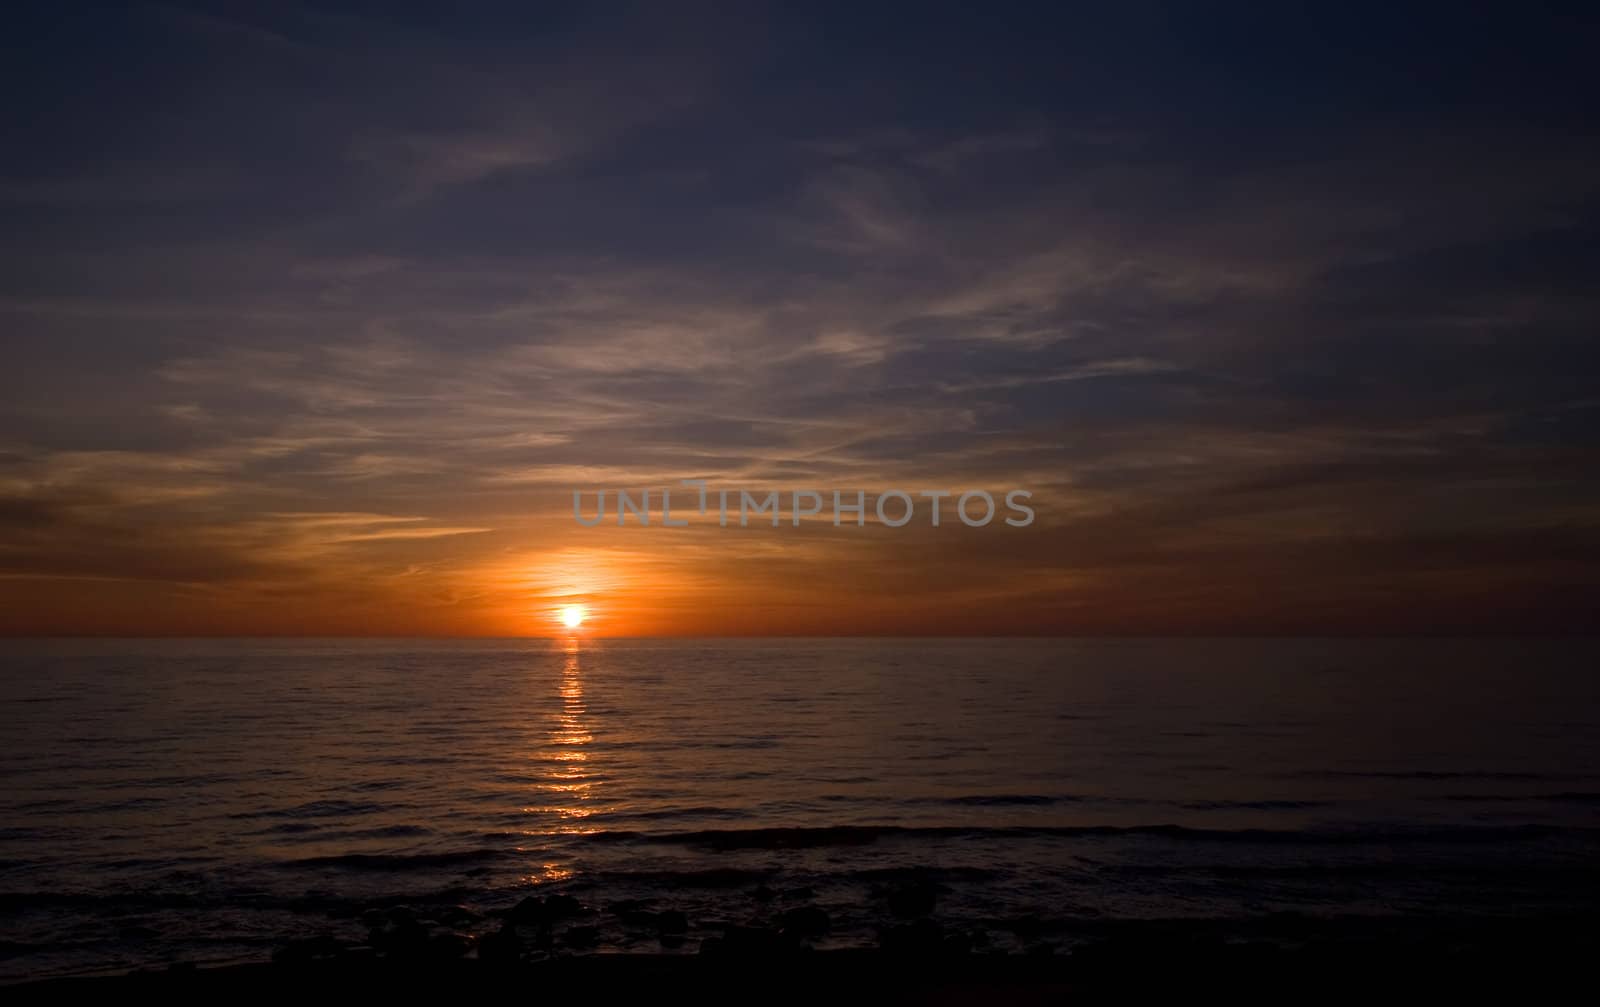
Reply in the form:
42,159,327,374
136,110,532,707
1,637,1598,980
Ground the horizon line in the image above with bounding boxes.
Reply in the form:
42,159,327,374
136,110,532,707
3,632,1597,642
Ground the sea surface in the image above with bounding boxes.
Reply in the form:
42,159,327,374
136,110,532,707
2,637,1598,980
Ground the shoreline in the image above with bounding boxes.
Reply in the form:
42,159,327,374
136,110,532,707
10,916,1599,999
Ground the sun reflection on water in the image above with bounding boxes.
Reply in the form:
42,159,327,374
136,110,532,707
526,635,605,835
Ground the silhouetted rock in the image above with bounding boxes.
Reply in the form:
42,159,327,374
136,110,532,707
780,906,830,938
477,922,520,964
369,916,431,957
886,882,937,918
428,932,472,959
879,919,945,956
517,923,555,952
604,902,688,934
1002,915,1047,941
272,935,350,964
508,896,547,924
751,884,777,902
701,925,795,957
656,909,689,935
507,893,584,927
434,905,480,928
618,909,659,929
544,894,583,919
562,925,600,949
781,886,817,901
606,898,654,915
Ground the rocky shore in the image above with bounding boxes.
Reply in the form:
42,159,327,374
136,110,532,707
10,894,1597,1001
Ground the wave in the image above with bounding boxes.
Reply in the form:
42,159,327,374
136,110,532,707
1441,792,1600,804
815,793,1086,807
280,848,507,871
0,885,479,915
227,800,404,821
1099,862,1600,881
607,805,756,821
578,823,1600,850
936,794,1069,807
1285,770,1597,781
1180,800,1333,810
848,865,1004,882
576,867,776,888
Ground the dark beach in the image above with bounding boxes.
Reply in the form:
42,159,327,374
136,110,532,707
15,912,1599,1002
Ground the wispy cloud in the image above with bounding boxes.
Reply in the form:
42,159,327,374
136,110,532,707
3,5,1597,633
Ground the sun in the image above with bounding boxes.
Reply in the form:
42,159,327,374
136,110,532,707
559,604,587,630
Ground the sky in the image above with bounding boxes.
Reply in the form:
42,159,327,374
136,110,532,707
2,2,1598,636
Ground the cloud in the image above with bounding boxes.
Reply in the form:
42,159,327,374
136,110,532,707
3,7,1598,633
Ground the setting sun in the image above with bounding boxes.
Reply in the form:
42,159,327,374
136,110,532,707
559,605,587,630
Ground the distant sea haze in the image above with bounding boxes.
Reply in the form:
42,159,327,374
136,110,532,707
1,637,1597,980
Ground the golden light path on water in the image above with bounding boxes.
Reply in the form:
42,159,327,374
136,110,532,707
521,635,601,885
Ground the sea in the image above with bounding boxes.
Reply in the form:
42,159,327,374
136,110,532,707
2,637,1597,981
